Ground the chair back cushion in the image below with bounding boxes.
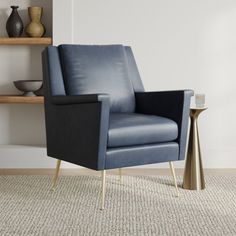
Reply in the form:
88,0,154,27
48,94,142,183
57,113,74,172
58,45,136,112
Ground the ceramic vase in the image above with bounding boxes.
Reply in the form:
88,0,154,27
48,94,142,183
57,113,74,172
6,6,24,37
26,7,45,38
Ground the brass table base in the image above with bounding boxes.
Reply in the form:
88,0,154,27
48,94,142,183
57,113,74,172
183,108,207,190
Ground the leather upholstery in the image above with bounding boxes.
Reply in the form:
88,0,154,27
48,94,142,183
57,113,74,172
135,90,193,160
108,113,178,148
42,44,193,171
45,46,66,96
51,93,110,105
179,91,193,160
106,142,179,169
124,46,144,92
58,45,135,113
42,49,110,170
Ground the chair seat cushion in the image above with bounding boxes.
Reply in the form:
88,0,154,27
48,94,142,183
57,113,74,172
108,113,178,148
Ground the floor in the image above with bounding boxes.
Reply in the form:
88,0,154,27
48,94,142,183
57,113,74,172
1,174,235,235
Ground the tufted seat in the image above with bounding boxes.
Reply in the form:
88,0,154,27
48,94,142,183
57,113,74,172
108,113,178,148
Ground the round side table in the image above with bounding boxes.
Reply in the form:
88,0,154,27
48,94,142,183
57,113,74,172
183,107,207,190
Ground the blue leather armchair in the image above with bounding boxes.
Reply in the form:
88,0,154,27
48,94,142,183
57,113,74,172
42,45,193,209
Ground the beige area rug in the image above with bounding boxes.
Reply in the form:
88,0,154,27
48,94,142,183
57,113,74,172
0,175,235,236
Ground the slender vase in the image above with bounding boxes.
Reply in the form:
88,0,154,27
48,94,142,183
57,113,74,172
6,6,24,37
26,7,45,38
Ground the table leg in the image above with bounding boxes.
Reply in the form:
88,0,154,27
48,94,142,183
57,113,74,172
183,114,205,190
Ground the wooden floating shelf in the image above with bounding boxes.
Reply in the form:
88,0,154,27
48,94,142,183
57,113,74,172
0,96,44,104
0,37,52,45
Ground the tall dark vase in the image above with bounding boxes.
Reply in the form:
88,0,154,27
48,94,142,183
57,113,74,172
6,6,24,37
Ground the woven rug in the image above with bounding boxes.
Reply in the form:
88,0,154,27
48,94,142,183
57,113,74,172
0,175,235,236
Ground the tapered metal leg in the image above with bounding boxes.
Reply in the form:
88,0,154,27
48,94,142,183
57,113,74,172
51,159,61,190
119,168,122,182
169,162,179,197
100,170,106,210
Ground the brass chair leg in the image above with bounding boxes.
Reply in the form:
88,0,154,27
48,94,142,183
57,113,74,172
169,161,179,197
51,159,61,191
119,168,122,182
100,170,106,210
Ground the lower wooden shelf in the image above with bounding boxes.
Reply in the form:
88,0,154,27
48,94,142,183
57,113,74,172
0,95,44,104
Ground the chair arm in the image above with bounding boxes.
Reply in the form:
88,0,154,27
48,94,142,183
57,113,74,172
44,94,110,170
51,94,109,105
135,90,194,160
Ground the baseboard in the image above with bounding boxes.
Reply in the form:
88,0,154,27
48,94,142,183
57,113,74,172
0,168,235,176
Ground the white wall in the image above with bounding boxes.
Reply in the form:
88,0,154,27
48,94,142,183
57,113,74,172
1,0,236,169
57,0,236,168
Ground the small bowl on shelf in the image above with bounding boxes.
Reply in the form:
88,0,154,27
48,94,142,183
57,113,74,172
13,80,43,96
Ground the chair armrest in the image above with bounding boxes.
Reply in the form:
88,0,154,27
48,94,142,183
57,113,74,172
44,94,110,170
51,94,109,105
135,90,194,160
